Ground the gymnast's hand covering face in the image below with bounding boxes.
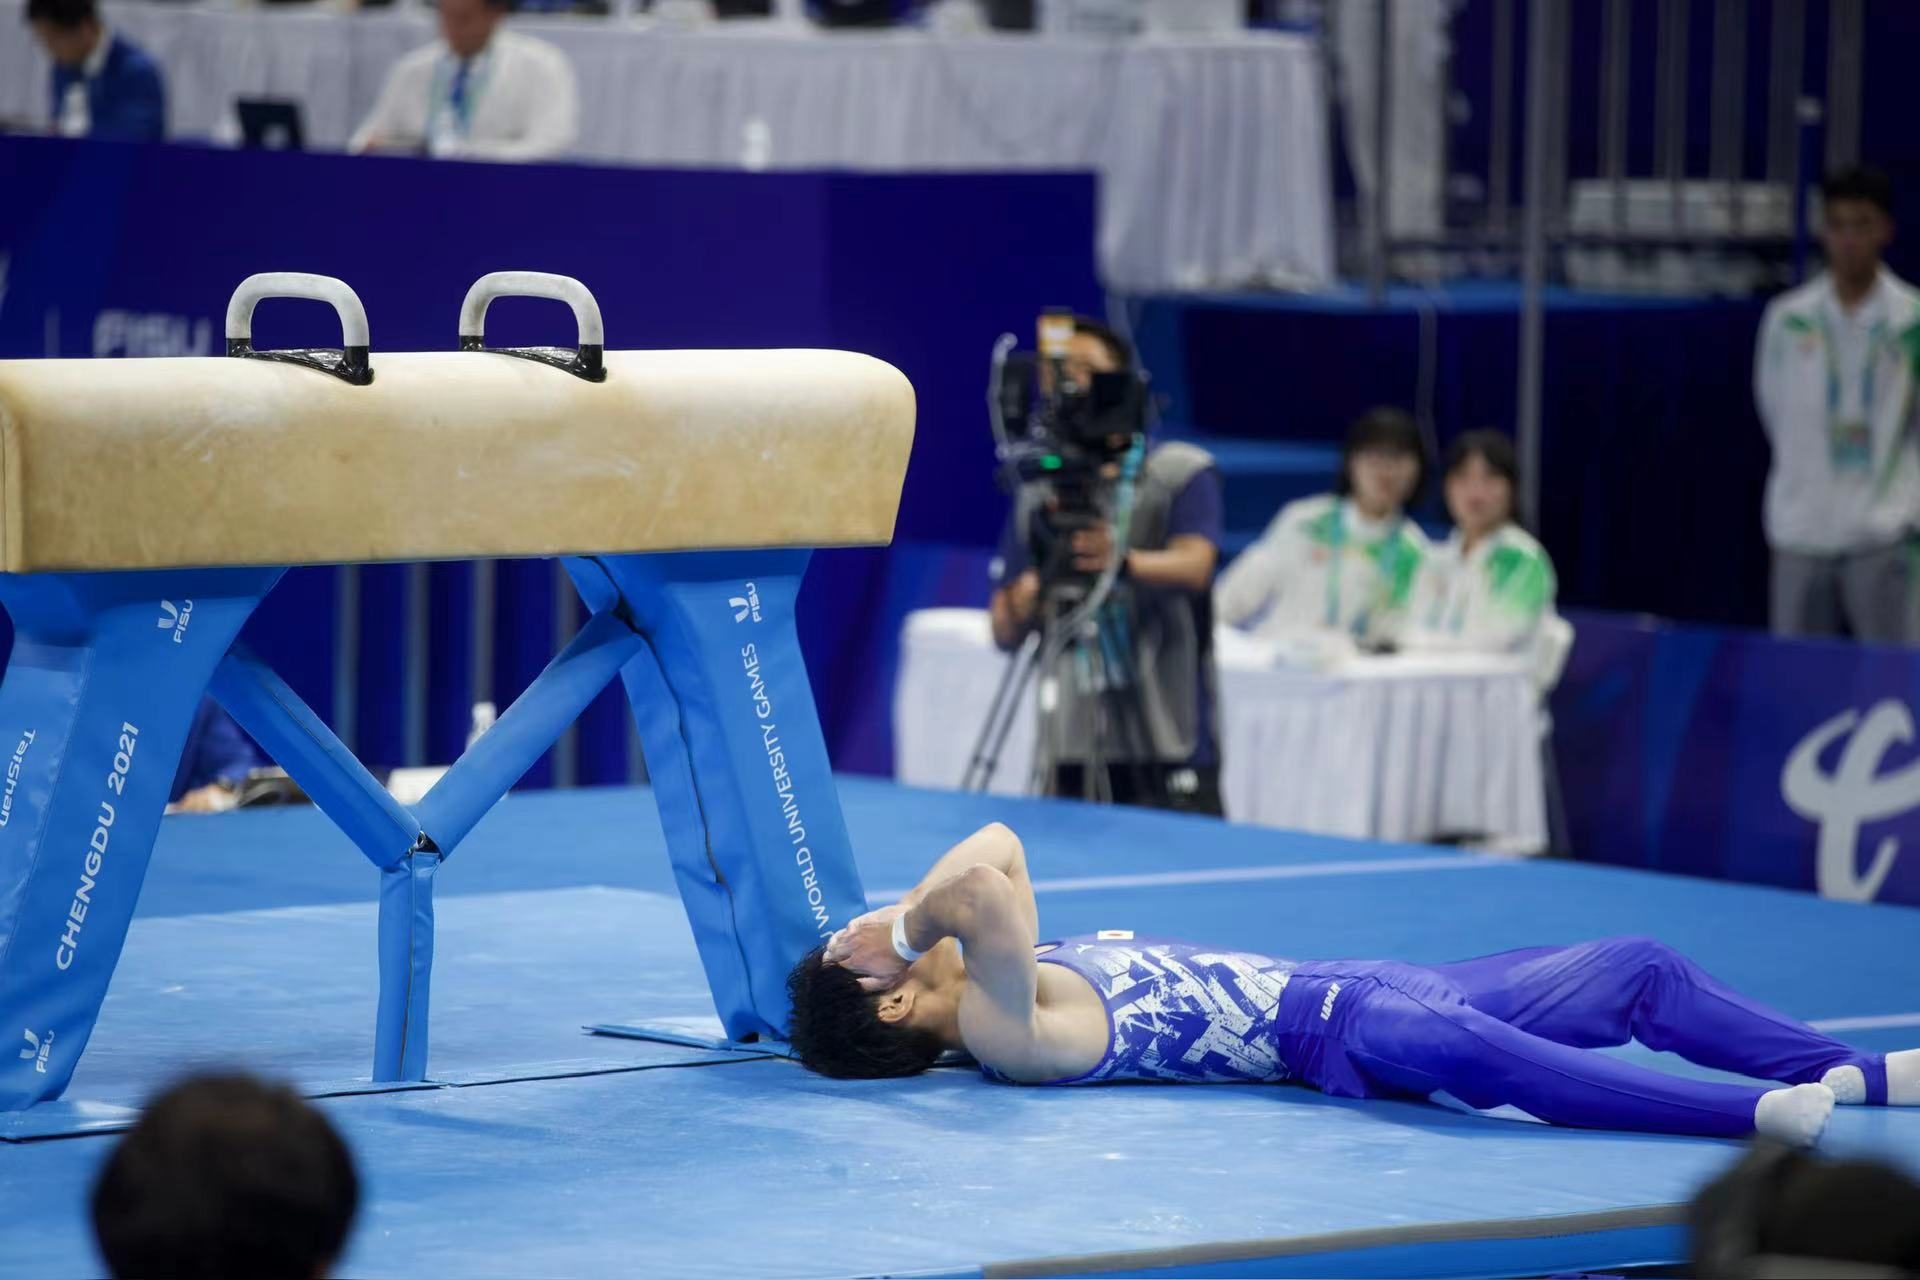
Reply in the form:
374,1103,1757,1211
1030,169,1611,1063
823,905,911,992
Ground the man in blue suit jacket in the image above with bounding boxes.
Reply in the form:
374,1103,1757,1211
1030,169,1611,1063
26,0,164,142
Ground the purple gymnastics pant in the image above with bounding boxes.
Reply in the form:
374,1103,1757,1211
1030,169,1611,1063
1275,937,1886,1137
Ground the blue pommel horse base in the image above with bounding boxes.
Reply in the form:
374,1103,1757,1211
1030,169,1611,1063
0,271,916,1111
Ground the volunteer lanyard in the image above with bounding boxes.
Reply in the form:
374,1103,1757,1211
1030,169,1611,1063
1323,502,1346,628
1818,306,1887,427
1324,501,1404,632
1446,538,1476,635
430,49,493,141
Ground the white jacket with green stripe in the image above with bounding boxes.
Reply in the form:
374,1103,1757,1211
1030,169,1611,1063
1216,494,1429,645
1754,269,1920,554
1405,523,1558,654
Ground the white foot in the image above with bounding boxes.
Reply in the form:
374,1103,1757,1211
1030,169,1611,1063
1822,1064,1866,1104
1889,1048,1920,1105
1756,1082,1835,1148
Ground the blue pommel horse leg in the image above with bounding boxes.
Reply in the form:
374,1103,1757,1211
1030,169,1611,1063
571,552,863,1042
0,571,284,1109
0,271,916,1110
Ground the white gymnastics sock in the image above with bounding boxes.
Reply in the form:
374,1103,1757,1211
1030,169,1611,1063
1821,1064,1866,1104
1887,1049,1920,1105
1755,1083,1835,1148
1824,1050,1920,1105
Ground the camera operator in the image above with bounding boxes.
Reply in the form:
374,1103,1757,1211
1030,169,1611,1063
986,315,1225,816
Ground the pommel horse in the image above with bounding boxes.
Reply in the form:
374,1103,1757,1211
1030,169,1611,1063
0,271,915,1110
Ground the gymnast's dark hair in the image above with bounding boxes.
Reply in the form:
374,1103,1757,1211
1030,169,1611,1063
1442,428,1526,528
92,1072,359,1280
786,945,947,1079
1334,406,1427,504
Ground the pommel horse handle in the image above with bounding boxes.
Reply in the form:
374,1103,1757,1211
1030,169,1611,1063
458,271,607,383
225,272,374,386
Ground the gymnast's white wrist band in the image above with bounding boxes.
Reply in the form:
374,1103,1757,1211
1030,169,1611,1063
891,912,926,964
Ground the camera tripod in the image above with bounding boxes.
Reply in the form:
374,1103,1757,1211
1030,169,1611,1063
961,538,1161,805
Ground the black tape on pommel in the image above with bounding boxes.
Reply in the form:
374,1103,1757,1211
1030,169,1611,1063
458,335,607,384
227,339,376,387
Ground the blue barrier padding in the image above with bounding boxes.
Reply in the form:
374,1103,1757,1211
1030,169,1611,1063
208,647,418,870
212,644,439,1081
374,852,440,1081
1551,610,1920,907
0,543,872,1098
583,552,866,1041
413,608,645,854
0,568,280,1109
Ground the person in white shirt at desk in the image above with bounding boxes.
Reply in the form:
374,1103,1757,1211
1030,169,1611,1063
350,0,578,162
1406,429,1558,654
1754,166,1920,644
1215,407,1430,652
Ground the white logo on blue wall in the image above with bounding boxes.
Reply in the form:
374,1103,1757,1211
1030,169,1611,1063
1782,700,1920,903
93,310,214,358
157,599,193,644
729,582,763,624
19,1028,51,1074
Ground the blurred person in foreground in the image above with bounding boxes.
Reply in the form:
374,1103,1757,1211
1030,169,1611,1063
92,1073,358,1280
1405,429,1557,654
1755,165,1920,645
352,0,578,161
1690,1142,1920,1278
1215,407,1430,652
25,0,164,142
988,315,1225,815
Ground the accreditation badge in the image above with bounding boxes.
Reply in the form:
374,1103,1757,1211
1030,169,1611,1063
1830,419,1873,474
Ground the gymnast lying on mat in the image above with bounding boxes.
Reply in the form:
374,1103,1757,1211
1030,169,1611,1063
788,824,1916,1146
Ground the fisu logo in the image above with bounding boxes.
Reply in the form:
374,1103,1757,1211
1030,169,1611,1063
19,1027,51,1074
1781,700,1920,903
157,599,193,644
728,582,763,624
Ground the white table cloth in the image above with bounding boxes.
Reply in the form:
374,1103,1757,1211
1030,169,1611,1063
894,607,1547,849
0,4,1333,291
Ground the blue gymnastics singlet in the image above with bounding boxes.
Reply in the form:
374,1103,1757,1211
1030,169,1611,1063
984,935,1299,1085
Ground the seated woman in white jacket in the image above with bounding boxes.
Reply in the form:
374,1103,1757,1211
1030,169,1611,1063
1215,407,1431,648
1406,430,1558,653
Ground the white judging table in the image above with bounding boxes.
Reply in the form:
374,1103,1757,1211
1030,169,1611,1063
894,608,1548,850
0,3,1333,292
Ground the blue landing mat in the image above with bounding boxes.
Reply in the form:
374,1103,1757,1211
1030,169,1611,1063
3,782,1917,1277
4,1059,1916,1280
24,886,766,1127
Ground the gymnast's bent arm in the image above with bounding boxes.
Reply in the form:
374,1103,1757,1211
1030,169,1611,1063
904,866,1044,1057
823,830,1039,1002
895,823,1038,939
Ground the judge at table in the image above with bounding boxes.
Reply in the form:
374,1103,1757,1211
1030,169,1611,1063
26,0,165,142
350,0,578,162
1405,430,1558,655
1215,407,1430,650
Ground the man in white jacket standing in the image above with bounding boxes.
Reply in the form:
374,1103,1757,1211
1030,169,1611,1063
351,0,578,163
1754,167,1920,644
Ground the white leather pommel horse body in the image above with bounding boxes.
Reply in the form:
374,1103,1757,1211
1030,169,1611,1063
0,271,915,1110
